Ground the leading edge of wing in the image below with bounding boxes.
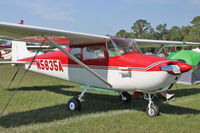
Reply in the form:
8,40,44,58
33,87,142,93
0,22,110,45
134,39,200,48
0,61,29,64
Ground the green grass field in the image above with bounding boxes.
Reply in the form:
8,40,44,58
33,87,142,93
0,64,200,133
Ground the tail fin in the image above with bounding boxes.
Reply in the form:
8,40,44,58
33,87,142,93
11,41,34,61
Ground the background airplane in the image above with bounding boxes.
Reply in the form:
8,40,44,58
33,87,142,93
0,22,199,117
0,41,58,60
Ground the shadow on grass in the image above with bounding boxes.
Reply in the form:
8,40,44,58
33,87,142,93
0,86,200,128
168,88,200,98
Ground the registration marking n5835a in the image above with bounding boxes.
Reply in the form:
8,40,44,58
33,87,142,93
36,59,64,72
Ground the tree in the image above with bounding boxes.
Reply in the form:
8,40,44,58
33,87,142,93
131,19,151,38
168,26,184,41
182,26,192,40
126,32,136,38
184,25,200,42
156,24,168,40
116,29,128,38
141,28,159,39
114,16,200,42
191,16,200,26
105,34,112,37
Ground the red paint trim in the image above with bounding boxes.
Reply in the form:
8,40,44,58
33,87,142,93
19,42,184,73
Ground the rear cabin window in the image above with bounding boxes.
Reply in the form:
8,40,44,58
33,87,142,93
83,46,105,60
70,48,81,59
107,39,135,57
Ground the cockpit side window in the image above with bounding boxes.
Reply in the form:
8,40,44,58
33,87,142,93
107,39,136,57
83,46,105,60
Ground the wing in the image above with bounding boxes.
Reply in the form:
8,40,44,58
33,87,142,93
0,45,11,50
0,61,28,64
0,22,110,45
26,45,56,50
134,39,200,48
0,22,112,88
0,44,55,51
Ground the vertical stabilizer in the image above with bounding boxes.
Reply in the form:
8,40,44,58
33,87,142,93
11,41,33,61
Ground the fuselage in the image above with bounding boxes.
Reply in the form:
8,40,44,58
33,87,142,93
18,38,191,93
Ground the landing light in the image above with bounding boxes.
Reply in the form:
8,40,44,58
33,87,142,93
161,65,181,74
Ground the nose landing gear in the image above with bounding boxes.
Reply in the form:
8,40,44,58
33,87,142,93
144,94,159,117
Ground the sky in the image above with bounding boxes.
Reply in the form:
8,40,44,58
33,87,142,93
0,0,200,36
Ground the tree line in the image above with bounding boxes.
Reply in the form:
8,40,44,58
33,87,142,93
115,16,200,42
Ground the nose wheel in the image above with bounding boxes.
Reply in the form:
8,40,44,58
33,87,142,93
146,103,159,117
144,94,159,117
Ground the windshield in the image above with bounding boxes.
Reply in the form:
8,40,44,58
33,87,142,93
107,39,137,57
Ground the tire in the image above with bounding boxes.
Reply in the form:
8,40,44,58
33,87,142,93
67,97,81,111
119,91,132,103
146,104,159,117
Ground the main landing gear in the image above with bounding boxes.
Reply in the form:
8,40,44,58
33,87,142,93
119,91,132,103
67,86,89,111
67,88,159,117
144,94,159,117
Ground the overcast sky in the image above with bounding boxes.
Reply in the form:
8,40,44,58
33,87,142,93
0,0,200,35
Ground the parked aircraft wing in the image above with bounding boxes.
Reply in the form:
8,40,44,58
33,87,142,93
0,45,56,51
0,22,110,45
0,61,29,64
134,39,200,48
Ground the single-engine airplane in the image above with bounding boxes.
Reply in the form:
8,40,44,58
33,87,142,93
0,22,199,117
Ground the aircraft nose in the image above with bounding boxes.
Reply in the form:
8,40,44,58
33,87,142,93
177,62,191,73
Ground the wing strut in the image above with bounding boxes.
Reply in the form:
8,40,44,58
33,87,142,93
43,35,113,88
155,45,165,56
0,42,44,118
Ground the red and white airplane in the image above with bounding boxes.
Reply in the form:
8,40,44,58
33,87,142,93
0,22,199,117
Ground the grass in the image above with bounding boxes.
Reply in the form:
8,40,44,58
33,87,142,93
0,64,200,133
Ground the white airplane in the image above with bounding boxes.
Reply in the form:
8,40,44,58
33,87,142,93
0,22,199,117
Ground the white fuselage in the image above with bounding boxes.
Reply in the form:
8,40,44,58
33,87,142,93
23,63,180,94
